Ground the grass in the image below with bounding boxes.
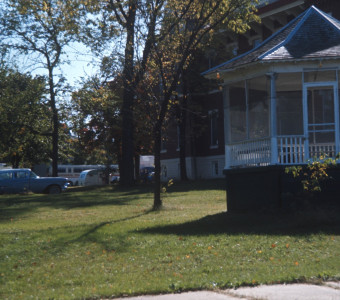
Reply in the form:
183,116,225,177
0,179,340,299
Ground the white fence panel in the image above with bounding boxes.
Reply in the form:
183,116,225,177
227,138,271,168
309,143,335,158
277,136,305,164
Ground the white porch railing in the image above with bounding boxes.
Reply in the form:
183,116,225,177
277,136,305,164
309,143,336,158
226,137,271,168
226,136,337,168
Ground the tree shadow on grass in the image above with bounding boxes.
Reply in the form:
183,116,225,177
0,186,153,222
65,209,153,247
138,209,340,236
0,179,226,222
165,179,226,193
109,179,225,196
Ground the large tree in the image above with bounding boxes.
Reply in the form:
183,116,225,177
0,68,50,168
85,0,258,207
0,0,89,176
83,0,168,186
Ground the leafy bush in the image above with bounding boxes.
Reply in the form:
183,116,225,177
285,154,339,194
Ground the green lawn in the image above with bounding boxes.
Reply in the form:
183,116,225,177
1,180,340,299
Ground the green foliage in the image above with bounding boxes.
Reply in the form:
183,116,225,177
0,181,340,299
70,76,122,165
0,0,90,78
285,154,339,194
161,178,174,193
0,68,51,167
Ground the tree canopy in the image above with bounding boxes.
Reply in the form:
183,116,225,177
71,76,121,166
0,68,51,168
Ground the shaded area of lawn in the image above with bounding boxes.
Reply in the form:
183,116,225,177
0,185,151,221
139,209,340,236
0,180,225,222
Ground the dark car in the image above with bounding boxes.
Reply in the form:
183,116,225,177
0,169,68,194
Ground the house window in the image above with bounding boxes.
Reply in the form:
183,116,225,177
212,161,219,177
253,38,262,48
209,110,219,148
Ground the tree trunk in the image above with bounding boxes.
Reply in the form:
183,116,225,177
11,154,20,169
120,4,137,186
134,152,140,182
153,122,162,209
179,79,189,181
179,119,188,180
49,72,59,177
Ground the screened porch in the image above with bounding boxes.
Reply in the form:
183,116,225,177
224,69,340,169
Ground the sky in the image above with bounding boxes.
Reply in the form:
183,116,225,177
56,42,101,87
20,41,100,89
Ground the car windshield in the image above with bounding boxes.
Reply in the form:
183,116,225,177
30,171,39,178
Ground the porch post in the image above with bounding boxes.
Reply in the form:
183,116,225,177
268,73,278,164
223,85,231,169
245,80,250,139
335,72,340,155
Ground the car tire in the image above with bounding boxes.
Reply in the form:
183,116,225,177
48,185,61,194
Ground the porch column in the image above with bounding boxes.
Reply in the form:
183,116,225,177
268,73,278,164
335,74,340,155
223,85,231,169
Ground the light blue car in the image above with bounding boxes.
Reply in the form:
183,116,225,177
0,169,69,194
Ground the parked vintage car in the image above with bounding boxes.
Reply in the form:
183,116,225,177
78,169,106,186
0,169,69,194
